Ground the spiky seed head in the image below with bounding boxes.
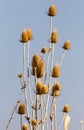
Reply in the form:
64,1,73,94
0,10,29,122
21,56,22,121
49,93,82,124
31,119,38,126
20,29,28,43
26,28,33,41
18,73,23,78
36,81,43,95
18,103,25,115
32,53,40,67
42,84,48,94
52,90,60,96
62,40,71,50
52,82,61,92
50,30,58,43
48,4,57,16
41,47,47,54
32,53,40,76
22,123,28,130
63,104,70,113
36,59,44,78
52,64,60,78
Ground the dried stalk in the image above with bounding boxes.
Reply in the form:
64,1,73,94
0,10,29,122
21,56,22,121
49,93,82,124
59,50,66,67
23,44,29,117
20,115,22,130
58,113,66,130
27,42,33,105
6,101,20,130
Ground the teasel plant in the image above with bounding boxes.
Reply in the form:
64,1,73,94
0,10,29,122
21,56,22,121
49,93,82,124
6,3,71,130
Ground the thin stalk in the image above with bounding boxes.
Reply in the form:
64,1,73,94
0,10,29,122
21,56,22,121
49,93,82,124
27,42,33,105
40,95,43,130
58,113,66,130
20,115,22,130
51,120,53,130
54,97,56,130
50,16,52,40
6,101,19,130
44,51,50,84
59,50,66,67
24,87,29,117
23,43,26,82
43,16,53,127
49,44,54,85
23,43,29,117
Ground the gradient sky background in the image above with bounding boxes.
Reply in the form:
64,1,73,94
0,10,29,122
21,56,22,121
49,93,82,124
0,0,84,130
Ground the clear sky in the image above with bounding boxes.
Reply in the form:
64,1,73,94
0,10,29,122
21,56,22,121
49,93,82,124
0,0,84,130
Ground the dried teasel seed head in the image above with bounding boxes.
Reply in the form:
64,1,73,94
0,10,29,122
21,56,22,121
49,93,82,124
18,103,25,115
63,104,70,113
48,4,57,17
32,53,40,75
18,73,23,78
20,29,28,43
31,119,38,126
36,81,43,95
50,30,58,43
32,53,40,67
52,90,60,96
62,40,71,50
53,82,61,91
42,84,48,94
41,47,47,54
26,28,33,41
36,59,44,78
52,64,60,78
22,123,28,130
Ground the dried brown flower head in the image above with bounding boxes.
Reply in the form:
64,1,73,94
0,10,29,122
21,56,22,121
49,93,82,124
18,73,23,78
20,29,28,43
42,84,48,94
32,53,40,67
31,119,38,126
18,103,25,115
41,47,47,54
36,81,43,95
36,59,44,78
63,104,70,113
62,40,71,50
52,82,61,91
52,82,61,96
48,4,57,16
26,28,33,41
50,30,58,43
22,123,28,130
52,90,60,96
32,53,40,75
52,64,60,78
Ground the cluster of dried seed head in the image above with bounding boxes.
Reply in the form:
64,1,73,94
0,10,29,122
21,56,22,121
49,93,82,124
50,30,58,43
22,123,28,130
32,53,44,78
31,119,38,126
36,81,48,95
62,40,71,50
63,104,70,113
52,64,60,78
20,28,33,43
48,4,57,17
18,102,25,115
52,82,61,96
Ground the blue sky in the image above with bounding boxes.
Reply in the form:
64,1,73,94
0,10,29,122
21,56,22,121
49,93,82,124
0,0,84,130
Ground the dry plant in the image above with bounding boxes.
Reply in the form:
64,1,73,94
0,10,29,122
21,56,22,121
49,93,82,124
6,3,71,130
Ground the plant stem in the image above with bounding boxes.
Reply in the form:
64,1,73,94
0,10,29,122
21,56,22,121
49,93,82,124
20,115,22,130
59,50,66,67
